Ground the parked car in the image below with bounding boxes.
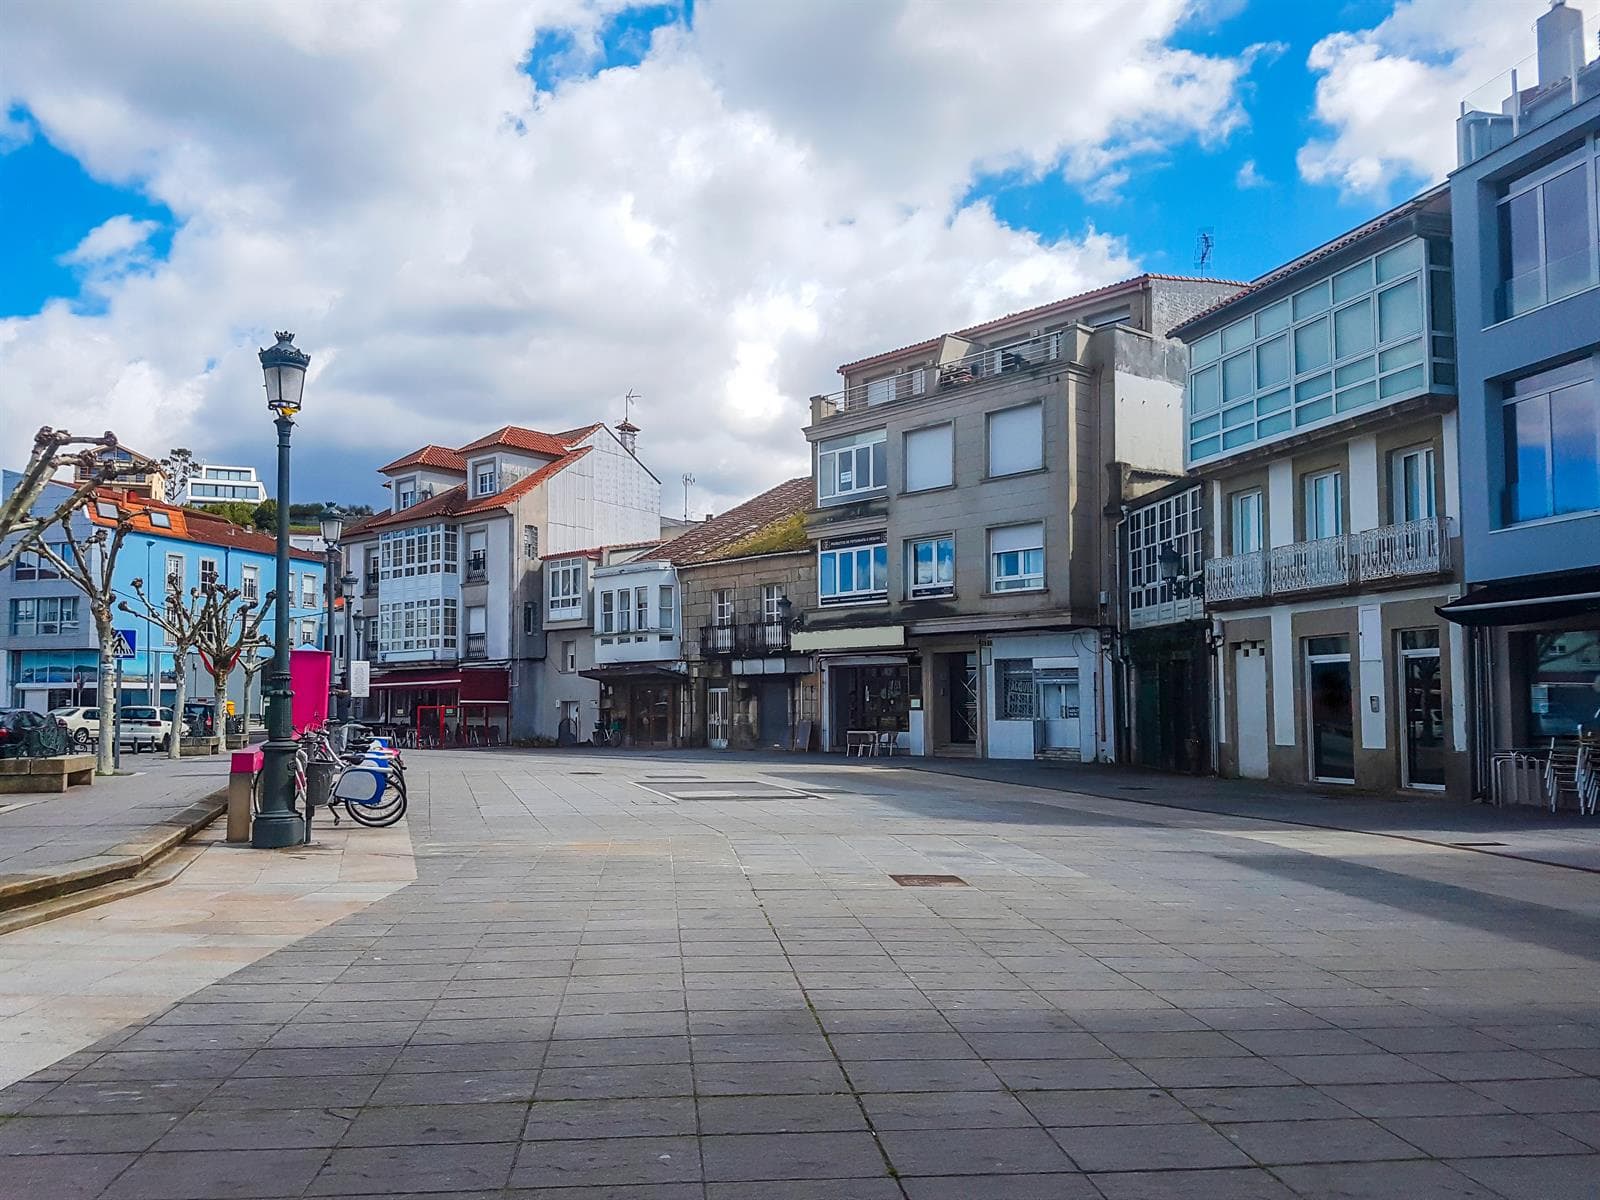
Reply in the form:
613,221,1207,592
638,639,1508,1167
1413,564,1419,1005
0,710,70,758
119,707,173,752
48,706,101,750
183,699,217,738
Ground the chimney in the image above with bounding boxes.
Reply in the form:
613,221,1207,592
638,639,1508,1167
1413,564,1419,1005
1538,0,1584,87
615,419,639,455
705,512,713,522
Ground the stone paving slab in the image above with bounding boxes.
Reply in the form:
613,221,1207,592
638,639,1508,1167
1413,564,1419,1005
0,749,1597,1196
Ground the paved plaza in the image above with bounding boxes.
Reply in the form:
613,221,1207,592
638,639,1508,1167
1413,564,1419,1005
0,750,1598,1198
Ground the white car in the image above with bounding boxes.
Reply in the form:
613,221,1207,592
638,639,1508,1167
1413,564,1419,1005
48,706,173,752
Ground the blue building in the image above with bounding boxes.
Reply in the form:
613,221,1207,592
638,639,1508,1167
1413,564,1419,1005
0,475,326,715
1444,0,1600,791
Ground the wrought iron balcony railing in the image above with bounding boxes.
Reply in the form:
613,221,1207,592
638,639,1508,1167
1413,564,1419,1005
1204,517,1453,603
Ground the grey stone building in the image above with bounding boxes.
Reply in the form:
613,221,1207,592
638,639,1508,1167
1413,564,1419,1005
1443,0,1600,801
793,273,1240,759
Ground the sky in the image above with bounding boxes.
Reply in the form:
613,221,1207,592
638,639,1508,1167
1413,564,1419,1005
0,0,1557,516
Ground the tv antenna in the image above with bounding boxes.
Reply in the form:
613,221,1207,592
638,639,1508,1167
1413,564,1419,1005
1194,227,1215,277
622,389,640,426
681,473,695,521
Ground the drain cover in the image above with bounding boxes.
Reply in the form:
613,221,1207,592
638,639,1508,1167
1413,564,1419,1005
890,873,968,887
1450,841,1507,847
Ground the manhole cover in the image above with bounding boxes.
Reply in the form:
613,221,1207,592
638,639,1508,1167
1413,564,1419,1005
890,873,968,887
1450,841,1507,847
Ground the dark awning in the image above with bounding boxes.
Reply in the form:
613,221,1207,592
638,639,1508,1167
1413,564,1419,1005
580,663,686,684
1437,573,1600,627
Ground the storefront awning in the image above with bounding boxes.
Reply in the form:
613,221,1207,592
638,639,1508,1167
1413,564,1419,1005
580,663,687,683
791,625,905,653
370,667,509,702
1438,574,1600,627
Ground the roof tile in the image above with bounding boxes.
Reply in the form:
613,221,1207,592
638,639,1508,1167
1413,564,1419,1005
652,477,813,566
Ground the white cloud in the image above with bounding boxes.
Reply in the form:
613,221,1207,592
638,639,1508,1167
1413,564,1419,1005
1299,0,1548,196
1235,160,1266,189
0,0,1252,511
59,215,159,265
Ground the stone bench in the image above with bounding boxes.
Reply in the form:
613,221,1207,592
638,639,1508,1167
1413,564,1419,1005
180,736,222,758
0,754,96,794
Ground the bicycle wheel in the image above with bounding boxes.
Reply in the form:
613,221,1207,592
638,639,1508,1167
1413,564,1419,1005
345,792,406,827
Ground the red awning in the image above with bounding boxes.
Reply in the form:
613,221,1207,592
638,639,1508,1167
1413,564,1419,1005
369,674,463,691
369,667,510,700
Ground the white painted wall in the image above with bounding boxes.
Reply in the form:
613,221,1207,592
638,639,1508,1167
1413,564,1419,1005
1348,435,1379,532
545,431,661,554
1112,370,1184,473
1357,603,1386,750
984,630,1102,761
1267,460,1294,548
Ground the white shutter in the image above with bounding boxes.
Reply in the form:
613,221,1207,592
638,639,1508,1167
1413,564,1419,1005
986,403,1043,476
903,424,953,492
989,523,1043,554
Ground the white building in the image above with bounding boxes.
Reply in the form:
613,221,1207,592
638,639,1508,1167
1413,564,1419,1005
184,464,269,506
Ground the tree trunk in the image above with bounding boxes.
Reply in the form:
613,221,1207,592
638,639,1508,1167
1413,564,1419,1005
95,627,116,774
168,654,186,761
211,669,231,752
242,671,256,739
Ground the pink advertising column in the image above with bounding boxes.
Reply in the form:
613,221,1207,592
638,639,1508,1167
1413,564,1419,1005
289,649,331,734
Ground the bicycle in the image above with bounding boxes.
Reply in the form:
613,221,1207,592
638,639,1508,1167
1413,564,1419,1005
250,724,408,837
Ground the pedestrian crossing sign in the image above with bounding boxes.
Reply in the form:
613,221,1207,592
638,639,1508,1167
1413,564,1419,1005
110,630,137,659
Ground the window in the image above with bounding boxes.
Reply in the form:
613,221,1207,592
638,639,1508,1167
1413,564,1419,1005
865,369,924,406
376,597,458,655
713,589,733,627
474,463,498,497
817,429,888,501
560,640,577,673
906,535,955,599
465,604,487,657
397,483,417,510
523,601,537,636
147,511,171,529
761,583,784,623
659,584,675,633
1391,445,1437,523
298,618,318,646
12,544,65,581
616,590,632,632
379,524,457,578
1503,360,1600,524
636,587,650,632
240,564,259,602
1128,487,1203,612
466,529,488,580
1230,490,1263,555
903,423,954,492
523,524,539,560
9,597,79,636
819,539,888,605
199,558,218,588
1304,469,1344,540
986,403,1044,477
547,558,586,618
989,523,1045,592
600,590,616,633
998,660,1037,720
300,573,317,609
95,501,119,520
1497,150,1596,319
165,553,184,591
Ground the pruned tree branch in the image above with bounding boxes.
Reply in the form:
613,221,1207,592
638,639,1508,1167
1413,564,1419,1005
0,428,143,572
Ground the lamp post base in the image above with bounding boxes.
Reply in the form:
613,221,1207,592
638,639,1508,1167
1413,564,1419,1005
250,809,304,849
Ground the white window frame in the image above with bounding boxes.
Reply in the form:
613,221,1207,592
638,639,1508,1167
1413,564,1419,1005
547,558,586,619
300,573,318,610
1230,489,1263,555
818,541,889,606
1391,444,1437,524
240,564,260,602
761,583,784,623
600,590,616,634
906,534,955,599
1304,469,1344,540
989,524,1045,593
561,639,577,673
659,584,676,634
713,589,734,627
474,463,498,497
635,586,650,632
817,429,888,502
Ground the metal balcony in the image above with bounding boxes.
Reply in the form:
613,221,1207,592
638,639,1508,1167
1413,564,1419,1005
700,623,736,655
743,619,790,654
1204,517,1453,604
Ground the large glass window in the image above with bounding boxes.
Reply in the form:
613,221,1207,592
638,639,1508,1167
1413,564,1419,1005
547,558,586,618
1391,445,1437,523
1230,490,1263,555
818,429,888,502
986,403,1044,477
906,535,955,599
1524,629,1600,737
819,539,888,605
1304,470,1344,540
9,597,79,636
1497,150,1597,319
11,543,66,581
377,597,458,655
379,524,458,578
1187,236,1446,462
989,523,1044,592
1127,486,1203,613
1502,361,1600,524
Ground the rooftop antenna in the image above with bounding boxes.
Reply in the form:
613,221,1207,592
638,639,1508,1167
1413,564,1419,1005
623,389,640,426
681,473,695,521
1194,227,1215,277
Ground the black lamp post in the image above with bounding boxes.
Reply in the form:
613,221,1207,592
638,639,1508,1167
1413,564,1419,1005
253,331,310,850
340,567,358,723
319,512,343,723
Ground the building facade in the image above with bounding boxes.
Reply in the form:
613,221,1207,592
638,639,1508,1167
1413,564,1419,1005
341,423,660,744
1445,0,1600,800
793,274,1240,759
1172,188,1468,797
185,463,269,506
0,478,325,714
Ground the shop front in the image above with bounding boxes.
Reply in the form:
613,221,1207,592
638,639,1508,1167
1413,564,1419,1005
584,664,686,748
368,664,510,747
821,655,915,753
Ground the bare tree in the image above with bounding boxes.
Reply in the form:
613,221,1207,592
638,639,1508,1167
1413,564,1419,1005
35,518,133,774
158,448,197,506
238,639,272,739
117,572,232,760
193,584,274,749
0,428,134,572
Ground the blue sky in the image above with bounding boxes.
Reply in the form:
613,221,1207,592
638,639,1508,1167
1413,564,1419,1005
2,0,1514,509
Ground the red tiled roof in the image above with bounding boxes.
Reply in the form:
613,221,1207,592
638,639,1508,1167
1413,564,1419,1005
1167,184,1449,340
837,273,1247,374
357,447,592,531
456,448,590,516
455,425,573,458
88,491,324,562
377,445,467,474
653,477,812,566
552,423,605,443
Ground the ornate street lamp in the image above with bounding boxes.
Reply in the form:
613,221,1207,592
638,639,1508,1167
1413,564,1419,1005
320,511,344,723
253,332,310,849
340,567,359,724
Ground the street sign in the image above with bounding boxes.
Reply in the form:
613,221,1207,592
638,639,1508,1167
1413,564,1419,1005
350,660,371,699
111,629,137,659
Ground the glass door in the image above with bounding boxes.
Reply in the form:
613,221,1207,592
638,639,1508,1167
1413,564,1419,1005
1399,629,1445,789
1305,636,1354,783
